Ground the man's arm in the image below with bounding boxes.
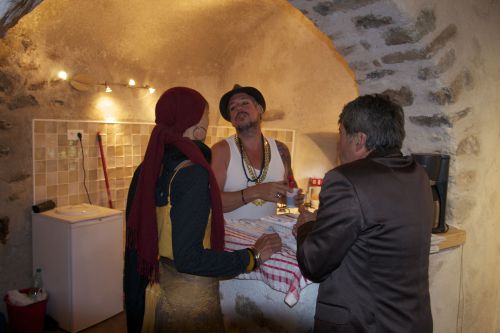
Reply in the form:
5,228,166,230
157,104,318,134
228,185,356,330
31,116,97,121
276,140,304,205
276,140,295,184
211,140,247,212
292,206,317,237
296,169,362,282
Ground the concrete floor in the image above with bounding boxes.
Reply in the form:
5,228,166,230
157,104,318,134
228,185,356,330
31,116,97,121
43,312,126,333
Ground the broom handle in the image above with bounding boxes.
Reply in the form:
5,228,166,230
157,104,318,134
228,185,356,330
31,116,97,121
97,132,113,208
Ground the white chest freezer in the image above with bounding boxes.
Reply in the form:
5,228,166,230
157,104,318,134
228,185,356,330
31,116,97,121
32,204,124,333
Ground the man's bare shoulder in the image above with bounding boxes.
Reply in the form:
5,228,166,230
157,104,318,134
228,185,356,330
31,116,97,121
211,138,231,166
275,140,291,153
275,140,291,160
212,139,230,154
211,139,231,181
275,139,294,178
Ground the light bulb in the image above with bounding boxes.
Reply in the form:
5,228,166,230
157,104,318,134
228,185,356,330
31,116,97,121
128,79,136,87
148,87,156,94
105,84,112,93
57,71,68,80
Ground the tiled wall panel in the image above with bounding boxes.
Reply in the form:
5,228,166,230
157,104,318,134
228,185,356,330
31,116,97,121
33,120,295,211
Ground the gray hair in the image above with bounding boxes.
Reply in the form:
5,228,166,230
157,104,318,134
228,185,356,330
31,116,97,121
339,94,405,152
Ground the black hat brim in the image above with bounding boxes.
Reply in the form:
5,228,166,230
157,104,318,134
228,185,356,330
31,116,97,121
219,86,266,121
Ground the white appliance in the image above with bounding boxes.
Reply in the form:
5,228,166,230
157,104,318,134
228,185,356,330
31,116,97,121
32,204,124,333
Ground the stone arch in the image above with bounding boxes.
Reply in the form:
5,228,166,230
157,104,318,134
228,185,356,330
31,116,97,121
289,0,471,158
287,0,480,228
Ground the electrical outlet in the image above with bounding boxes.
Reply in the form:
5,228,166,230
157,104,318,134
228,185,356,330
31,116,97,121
67,129,83,141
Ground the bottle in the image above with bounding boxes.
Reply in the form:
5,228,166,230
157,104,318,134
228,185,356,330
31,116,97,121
286,176,298,208
31,268,43,301
308,178,323,209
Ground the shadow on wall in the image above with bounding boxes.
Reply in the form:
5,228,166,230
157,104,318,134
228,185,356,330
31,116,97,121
306,132,339,167
262,109,285,122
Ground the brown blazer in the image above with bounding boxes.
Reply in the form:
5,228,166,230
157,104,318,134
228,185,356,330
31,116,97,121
297,152,433,333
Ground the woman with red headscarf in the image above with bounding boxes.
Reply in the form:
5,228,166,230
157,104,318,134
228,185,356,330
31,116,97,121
124,87,281,333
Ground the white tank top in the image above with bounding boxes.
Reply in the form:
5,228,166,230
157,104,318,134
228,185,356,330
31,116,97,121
223,135,285,220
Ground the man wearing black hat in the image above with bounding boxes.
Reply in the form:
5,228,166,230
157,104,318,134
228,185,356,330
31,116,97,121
211,84,303,220
212,85,311,332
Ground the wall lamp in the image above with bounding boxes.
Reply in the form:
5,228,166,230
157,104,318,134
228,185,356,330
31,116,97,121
59,71,156,94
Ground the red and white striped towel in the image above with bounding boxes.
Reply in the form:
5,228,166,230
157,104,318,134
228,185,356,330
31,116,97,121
224,217,311,307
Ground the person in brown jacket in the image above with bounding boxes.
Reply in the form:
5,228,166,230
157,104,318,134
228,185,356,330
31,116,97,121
295,94,434,333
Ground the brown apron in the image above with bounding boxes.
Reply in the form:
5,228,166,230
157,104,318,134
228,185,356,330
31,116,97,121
142,160,223,333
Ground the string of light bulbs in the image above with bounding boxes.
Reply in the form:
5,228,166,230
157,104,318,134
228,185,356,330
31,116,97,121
57,70,156,94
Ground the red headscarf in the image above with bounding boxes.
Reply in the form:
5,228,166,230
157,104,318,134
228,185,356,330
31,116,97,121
126,87,225,282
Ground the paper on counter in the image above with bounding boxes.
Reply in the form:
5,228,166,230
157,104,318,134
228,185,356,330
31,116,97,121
261,214,298,252
430,234,446,253
260,213,298,224
228,215,298,252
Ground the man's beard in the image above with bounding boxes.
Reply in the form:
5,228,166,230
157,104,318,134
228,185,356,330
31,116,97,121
236,119,260,134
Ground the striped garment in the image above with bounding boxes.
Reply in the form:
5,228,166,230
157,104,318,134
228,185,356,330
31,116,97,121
224,215,311,307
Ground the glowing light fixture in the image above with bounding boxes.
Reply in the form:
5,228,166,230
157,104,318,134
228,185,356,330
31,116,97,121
57,71,68,80
147,86,156,94
105,83,112,93
128,79,136,87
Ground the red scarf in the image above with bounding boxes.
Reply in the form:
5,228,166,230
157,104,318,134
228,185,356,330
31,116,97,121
126,87,225,282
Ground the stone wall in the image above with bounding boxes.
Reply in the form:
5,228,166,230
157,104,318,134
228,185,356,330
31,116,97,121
0,32,42,306
288,0,500,331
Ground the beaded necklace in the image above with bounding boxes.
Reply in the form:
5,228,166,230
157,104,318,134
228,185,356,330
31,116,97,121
235,134,271,206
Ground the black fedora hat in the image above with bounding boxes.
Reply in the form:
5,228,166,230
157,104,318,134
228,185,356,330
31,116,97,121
219,84,266,121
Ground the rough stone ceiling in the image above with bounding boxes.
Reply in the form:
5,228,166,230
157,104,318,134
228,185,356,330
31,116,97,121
4,1,345,90
0,0,42,37
2,1,253,73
